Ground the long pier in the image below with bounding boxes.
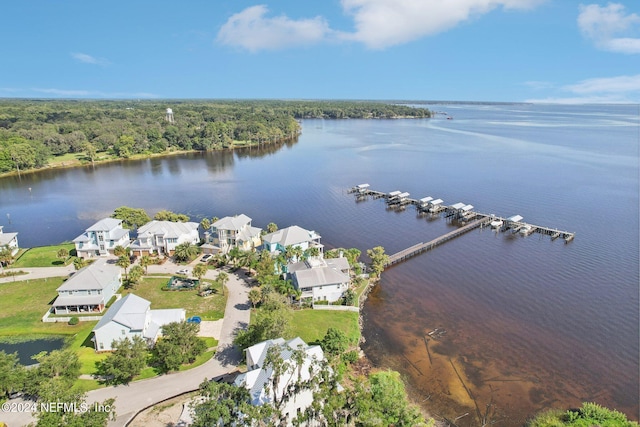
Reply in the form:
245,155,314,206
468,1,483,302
385,217,491,266
349,183,575,267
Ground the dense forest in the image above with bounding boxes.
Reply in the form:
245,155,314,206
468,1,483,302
0,99,430,174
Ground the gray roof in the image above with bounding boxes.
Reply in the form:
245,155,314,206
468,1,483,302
57,259,120,292
136,220,199,239
53,295,104,306
87,218,123,232
262,225,320,247
93,294,150,332
291,258,349,289
0,232,18,246
212,214,252,231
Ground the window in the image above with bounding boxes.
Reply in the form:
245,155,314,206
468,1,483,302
99,343,104,350
121,330,125,335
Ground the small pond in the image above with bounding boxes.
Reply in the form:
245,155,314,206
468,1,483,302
0,337,65,365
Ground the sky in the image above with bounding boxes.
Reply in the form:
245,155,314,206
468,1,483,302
0,0,638,103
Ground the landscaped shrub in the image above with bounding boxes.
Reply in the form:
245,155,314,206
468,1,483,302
68,316,79,325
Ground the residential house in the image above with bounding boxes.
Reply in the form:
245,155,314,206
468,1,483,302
261,225,323,256
208,214,261,253
92,293,185,352
0,226,19,256
287,257,350,303
129,220,200,257
52,258,121,315
73,218,131,258
234,337,326,426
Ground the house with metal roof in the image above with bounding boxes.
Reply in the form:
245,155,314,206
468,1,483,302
207,214,261,253
92,293,185,351
0,225,19,257
234,337,326,425
287,257,350,303
129,220,200,256
261,225,323,256
52,258,121,315
73,218,131,258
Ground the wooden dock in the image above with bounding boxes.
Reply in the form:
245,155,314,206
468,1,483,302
350,184,576,268
385,217,491,267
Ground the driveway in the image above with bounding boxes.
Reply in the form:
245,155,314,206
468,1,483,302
1,267,251,427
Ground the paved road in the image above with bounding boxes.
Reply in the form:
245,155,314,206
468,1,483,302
0,261,251,427
0,264,75,283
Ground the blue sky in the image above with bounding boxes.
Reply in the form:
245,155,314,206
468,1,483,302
1,0,638,103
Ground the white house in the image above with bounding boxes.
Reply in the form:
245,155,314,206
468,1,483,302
208,214,261,253
287,257,350,303
0,225,19,256
73,218,131,258
52,258,121,315
129,220,200,257
234,337,326,426
261,225,323,256
92,293,185,352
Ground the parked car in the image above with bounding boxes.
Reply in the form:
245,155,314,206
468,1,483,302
200,254,212,263
176,268,190,275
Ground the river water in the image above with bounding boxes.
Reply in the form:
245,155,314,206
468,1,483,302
0,103,638,424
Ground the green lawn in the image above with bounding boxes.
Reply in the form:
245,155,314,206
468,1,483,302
11,244,76,268
290,310,360,347
0,276,82,337
125,276,226,320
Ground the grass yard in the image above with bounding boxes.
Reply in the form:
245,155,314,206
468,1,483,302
124,276,226,320
0,276,82,337
290,309,360,347
11,243,76,268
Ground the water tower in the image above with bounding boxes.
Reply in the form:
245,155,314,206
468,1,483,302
165,108,174,123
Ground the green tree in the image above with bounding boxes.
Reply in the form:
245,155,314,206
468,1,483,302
82,141,98,164
56,248,69,263
73,257,86,271
355,370,425,427
321,327,350,358
116,255,131,281
96,336,147,385
113,245,126,258
190,380,270,427
192,263,208,289
200,218,211,232
111,206,151,229
267,222,278,233
33,349,81,381
154,209,190,222
128,265,144,288
367,246,389,278
234,294,292,350
0,351,26,399
154,322,207,372
248,288,262,309
216,271,229,296
33,377,115,427
0,246,14,267
528,402,639,427
173,242,199,262
139,255,152,274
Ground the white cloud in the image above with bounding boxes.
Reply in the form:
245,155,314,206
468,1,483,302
578,3,640,54
217,5,331,51
526,74,640,103
71,52,110,66
339,0,546,49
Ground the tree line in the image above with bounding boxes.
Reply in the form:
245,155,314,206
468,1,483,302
0,99,431,174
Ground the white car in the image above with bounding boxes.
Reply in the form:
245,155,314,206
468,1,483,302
176,269,190,275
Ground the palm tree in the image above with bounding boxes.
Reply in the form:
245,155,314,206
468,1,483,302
128,265,144,289
139,255,152,274
227,246,242,268
0,247,14,267
116,255,131,282
267,222,278,233
174,242,199,263
73,257,86,271
192,264,208,291
113,245,126,258
217,271,229,296
248,288,262,308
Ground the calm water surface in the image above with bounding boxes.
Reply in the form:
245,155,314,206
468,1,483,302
0,104,638,424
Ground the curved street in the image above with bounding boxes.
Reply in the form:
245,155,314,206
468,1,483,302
1,262,251,427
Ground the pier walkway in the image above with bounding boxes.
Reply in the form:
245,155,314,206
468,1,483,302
349,183,575,268
385,217,491,267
